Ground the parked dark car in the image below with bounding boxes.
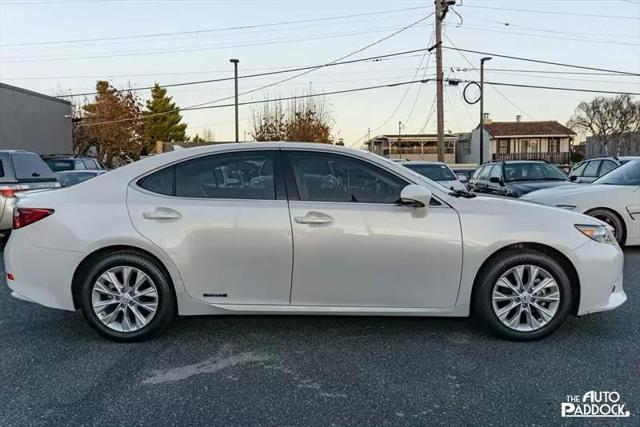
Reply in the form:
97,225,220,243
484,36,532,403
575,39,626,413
569,156,640,183
41,154,105,172
0,150,60,230
468,160,570,198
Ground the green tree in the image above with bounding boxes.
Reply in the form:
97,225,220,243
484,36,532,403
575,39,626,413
142,83,187,153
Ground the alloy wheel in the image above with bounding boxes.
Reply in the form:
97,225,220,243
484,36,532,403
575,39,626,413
491,264,560,332
91,266,159,333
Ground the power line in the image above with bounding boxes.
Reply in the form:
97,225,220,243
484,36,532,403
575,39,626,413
0,5,425,47
76,15,433,126
58,47,433,98
462,4,640,20
76,78,434,128
442,46,640,76
475,80,640,96
1,23,431,63
443,35,537,120
74,76,640,129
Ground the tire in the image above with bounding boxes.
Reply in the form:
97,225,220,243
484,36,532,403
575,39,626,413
79,251,176,342
473,249,572,341
585,208,625,246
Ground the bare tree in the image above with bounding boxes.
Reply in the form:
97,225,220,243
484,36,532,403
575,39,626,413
569,95,640,156
251,92,335,143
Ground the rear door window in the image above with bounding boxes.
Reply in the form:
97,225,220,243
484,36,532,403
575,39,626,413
583,161,601,177
598,160,617,177
12,153,58,181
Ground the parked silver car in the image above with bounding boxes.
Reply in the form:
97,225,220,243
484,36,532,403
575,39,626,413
569,156,640,183
0,150,60,231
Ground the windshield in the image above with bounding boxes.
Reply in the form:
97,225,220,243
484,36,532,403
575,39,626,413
503,163,568,182
594,160,640,185
403,164,457,181
45,159,75,172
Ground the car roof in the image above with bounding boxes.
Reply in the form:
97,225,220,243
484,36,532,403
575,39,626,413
41,154,95,159
401,161,446,166
0,149,34,154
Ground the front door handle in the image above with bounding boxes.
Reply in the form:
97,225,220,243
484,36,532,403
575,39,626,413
142,207,182,220
294,211,334,225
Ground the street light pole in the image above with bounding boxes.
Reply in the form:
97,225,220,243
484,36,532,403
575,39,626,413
479,56,492,164
230,59,240,143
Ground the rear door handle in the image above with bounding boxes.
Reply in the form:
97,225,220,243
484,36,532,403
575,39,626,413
294,211,334,225
143,207,182,220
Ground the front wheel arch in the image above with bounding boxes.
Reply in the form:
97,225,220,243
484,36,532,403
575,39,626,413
470,242,581,317
72,245,177,311
584,207,627,246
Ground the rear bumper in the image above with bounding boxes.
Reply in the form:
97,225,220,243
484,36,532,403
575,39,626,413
567,239,626,316
4,231,83,311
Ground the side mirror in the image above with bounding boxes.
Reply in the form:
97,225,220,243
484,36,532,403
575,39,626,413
489,176,504,186
457,174,468,182
569,175,577,182
399,184,432,209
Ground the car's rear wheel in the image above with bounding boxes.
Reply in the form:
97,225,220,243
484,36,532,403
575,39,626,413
473,249,572,341
585,208,625,245
79,251,175,342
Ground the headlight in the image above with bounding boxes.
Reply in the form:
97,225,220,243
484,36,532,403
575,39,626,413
575,224,617,244
556,205,576,210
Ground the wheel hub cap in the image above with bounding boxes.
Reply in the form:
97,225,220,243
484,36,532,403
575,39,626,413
91,266,159,333
491,264,561,332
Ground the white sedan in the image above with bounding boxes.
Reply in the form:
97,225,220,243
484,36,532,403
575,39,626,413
399,161,467,191
522,160,640,246
4,143,626,342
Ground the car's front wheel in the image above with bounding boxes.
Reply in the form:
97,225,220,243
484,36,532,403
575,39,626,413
585,208,625,245
79,251,176,342
473,249,572,341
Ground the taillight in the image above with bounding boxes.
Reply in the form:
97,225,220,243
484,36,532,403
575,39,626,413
0,184,27,198
13,208,54,230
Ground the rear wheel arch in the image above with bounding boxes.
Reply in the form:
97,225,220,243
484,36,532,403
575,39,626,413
470,242,581,316
71,245,177,311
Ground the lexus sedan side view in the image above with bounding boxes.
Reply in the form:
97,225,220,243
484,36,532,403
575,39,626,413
523,160,640,246
5,143,626,342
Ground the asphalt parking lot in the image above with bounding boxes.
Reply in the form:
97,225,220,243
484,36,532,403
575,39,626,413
0,237,638,426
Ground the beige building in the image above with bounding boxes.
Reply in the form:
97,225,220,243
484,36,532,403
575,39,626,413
364,133,466,163
461,118,575,165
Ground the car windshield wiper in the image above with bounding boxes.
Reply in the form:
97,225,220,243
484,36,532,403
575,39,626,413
449,189,476,198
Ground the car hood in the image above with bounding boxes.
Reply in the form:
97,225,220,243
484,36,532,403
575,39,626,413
508,180,571,195
521,183,626,202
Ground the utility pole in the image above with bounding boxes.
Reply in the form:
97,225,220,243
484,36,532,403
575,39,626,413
479,56,492,164
434,0,446,162
230,59,240,143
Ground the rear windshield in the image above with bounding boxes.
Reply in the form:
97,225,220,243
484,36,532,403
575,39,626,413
45,159,76,172
594,160,640,185
403,164,457,181
0,159,5,178
503,163,568,182
12,153,58,181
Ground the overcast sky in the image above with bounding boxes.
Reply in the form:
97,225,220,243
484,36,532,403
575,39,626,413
1,0,639,145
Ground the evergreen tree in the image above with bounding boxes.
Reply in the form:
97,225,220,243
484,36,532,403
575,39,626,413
143,83,187,153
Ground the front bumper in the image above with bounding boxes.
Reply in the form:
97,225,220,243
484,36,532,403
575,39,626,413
567,239,626,316
4,230,84,311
